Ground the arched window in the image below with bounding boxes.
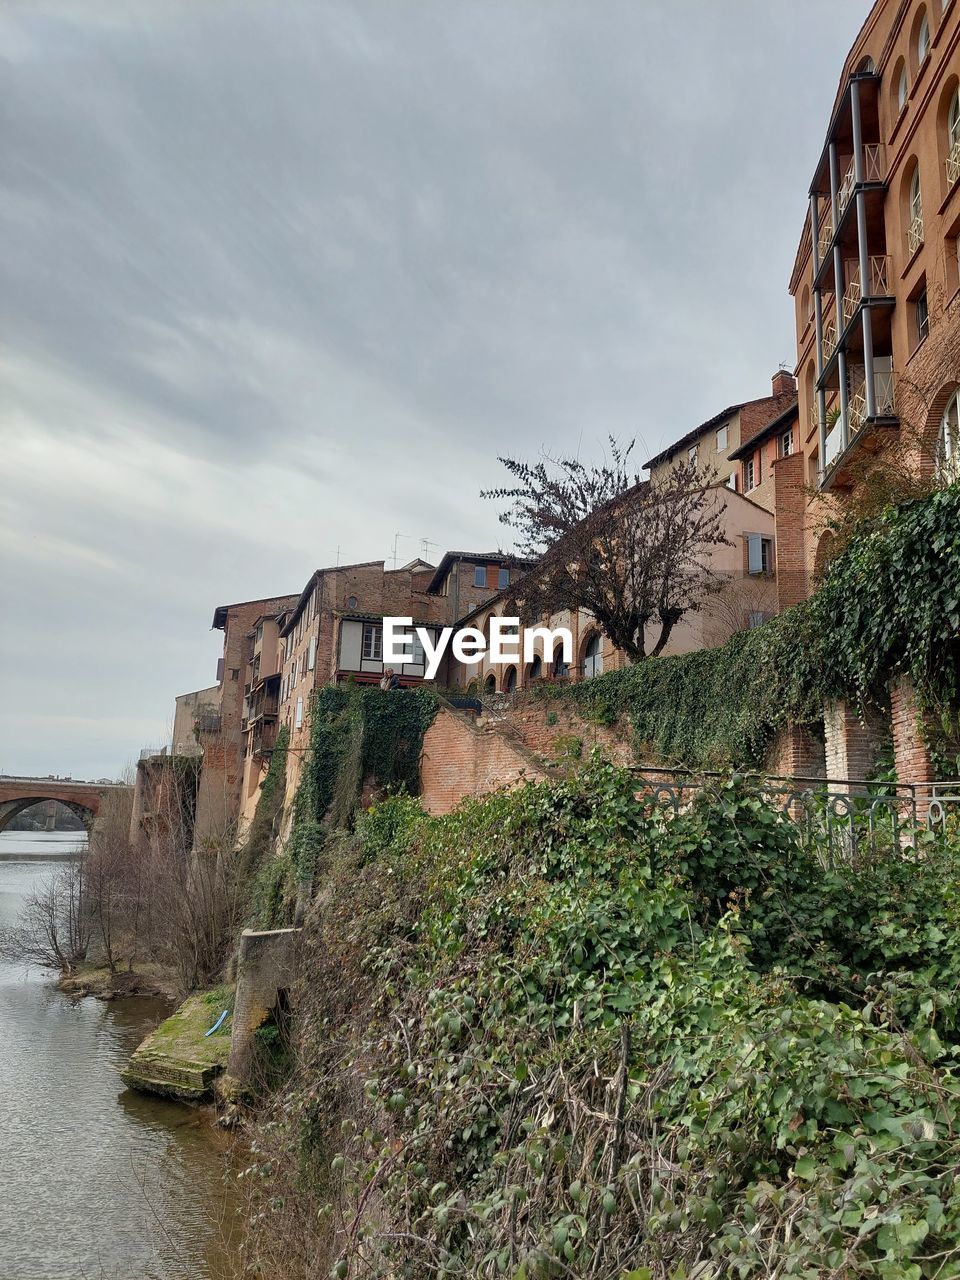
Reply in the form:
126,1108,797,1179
800,285,811,327
895,59,909,112
529,654,542,681
949,88,960,163
553,655,570,679
918,12,931,63
906,164,924,253
940,391,960,477
856,56,876,74
503,666,517,694
583,633,603,679
483,673,496,694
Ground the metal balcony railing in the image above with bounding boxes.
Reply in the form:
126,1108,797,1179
842,255,890,322
849,368,896,432
837,144,886,215
818,217,834,262
947,137,960,190
823,319,839,359
907,211,924,255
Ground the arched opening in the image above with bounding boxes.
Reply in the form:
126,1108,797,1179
938,78,960,198
466,680,478,697
800,284,811,330
502,665,517,694
855,55,875,74
892,57,909,116
483,673,496,695
529,654,543,682
582,631,603,680
552,654,570,680
910,7,931,75
901,160,923,255
0,798,92,854
937,388,960,480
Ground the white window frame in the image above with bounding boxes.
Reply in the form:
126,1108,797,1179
918,12,930,63
950,90,960,149
747,533,774,576
779,428,794,458
744,456,756,491
940,390,960,477
917,289,930,343
473,565,486,588
361,623,383,661
898,64,909,111
307,634,316,671
295,696,304,729
687,444,698,465
716,424,728,452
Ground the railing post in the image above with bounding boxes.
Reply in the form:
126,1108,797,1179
850,81,865,185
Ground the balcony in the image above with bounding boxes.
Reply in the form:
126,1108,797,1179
818,217,834,263
821,369,897,489
948,138,960,191
842,255,890,323
837,144,886,215
849,368,895,431
907,212,924,255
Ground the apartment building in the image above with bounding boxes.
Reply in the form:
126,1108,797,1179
788,0,960,596
424,552,534,623
644,371,799,508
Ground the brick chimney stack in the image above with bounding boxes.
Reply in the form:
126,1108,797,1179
772,368,797,397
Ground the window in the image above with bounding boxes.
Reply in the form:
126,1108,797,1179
230,668,240,681
498,567,510,590
918,12,931,63
941,390,960,475
916,288,930,343
583,633,603,679
907,166,923,252
473,565,486,588
716,424,728,452
553,656,570,679
530,655,542,680
347,595,358,609
747,611,767,630
688,445,698,465
897,61,909,112
411,631,426,667
295,696,304,729
726,471,738,491
361,623,382,661
747,533,773,575
779,428,794,458
307,635,316,671
744,456,757,490
504,666,517,694
948,89,960,188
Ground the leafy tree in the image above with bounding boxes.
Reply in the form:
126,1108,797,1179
483,438,729,659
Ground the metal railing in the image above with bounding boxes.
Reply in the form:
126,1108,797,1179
838,144,886,214
947,137,960,191
631,767,960,866
818,217,834,262
842,255,890,321
849,367,896,431
823,319,839,360
907,211,924,255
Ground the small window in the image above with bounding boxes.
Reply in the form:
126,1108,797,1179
898,63,909,111
307,635,316,671
473,565,486,588
940,390,960,475
530,655,542,680
725,471,738,491
498,567,510,590
907,167,923,252
744,456,757,490
918,12,931,63
716,424,728,452
688,445,698,465
347,595,358,609
295,696,304,729
747,611,767,630
779,428,794,458
504,666,517,693
411,631,426,667
916,289,930,343
747,533,774,575
230,668,240,681
361,623,382,661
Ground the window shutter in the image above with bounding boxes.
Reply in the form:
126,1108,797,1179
308,635,316,671
747,534,763,574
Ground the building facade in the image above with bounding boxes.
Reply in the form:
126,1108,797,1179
787,0,960,597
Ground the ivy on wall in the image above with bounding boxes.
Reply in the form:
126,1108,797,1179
531,484,960,770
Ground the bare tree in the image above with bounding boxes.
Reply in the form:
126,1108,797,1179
0,862,90,973
483,439,729,660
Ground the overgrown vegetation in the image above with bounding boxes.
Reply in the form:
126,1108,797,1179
244,761,960,1278
528,484,960,771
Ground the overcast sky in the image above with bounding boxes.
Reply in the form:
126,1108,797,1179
0,0,867,780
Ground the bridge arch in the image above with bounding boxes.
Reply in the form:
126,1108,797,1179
0,779,124,838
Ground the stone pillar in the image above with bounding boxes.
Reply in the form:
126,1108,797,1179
890,675,935,791
772,452,808,611
226,927,300,1089
765,723,825,780
823,700,885,789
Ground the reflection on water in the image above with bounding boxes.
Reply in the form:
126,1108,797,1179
0,836,242,1280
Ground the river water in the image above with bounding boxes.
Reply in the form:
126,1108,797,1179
0,833,242,1280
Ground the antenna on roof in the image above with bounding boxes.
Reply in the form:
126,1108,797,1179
392,532,411,569
420,537,438,560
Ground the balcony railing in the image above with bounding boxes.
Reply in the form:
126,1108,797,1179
842,255,890,322
838,144,886,214
823,319,839,360
818,217,834,262
907,212,924,255
947,137,960,190
849,368,896,431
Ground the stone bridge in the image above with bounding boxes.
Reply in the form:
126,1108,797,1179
0,776,130,836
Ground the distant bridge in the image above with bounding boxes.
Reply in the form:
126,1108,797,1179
0,777,130,836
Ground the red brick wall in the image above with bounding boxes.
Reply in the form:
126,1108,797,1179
764,723,825,778
503,700,634,767
772,450,809,610
420,707,551,815
890,675,935,787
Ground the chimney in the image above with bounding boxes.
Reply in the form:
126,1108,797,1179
772,368,797,397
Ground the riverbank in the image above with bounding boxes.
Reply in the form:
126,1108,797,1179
58,958,179,1001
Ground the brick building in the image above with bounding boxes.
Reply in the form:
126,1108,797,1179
787,0,960,599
